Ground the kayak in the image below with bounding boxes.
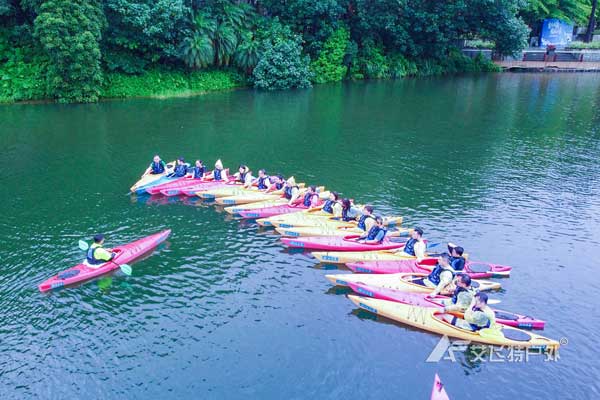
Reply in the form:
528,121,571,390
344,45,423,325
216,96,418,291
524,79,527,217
145,168,230,195
160,180,229,197
181,182,240,196
38,229,171,292
129,161,175,193
325,272,502,292
258,214,403,229
239,204,312,219
133,176,178,195
346,281,545,329
275,225,411,238
281,235,405,251
224,198,289,214
313,250,416,264
348,295,559,351
215,192,282,206
431,374,450,400
346,258,512,279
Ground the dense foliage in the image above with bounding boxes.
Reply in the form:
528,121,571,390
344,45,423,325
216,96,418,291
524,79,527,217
0,0,598,102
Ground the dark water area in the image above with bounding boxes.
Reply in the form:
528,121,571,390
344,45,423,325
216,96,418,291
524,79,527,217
1,73,599,399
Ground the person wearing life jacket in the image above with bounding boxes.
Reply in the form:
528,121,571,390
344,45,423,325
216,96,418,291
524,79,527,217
395,226,426,261
191,160,206,180
254,169,271,191
267,174,285,192
357,205,377,232
144,155,166,175
322,192,341,215
284,177,301,204
209,159,227,181
339,198,360,221
168,157,189,178
235,164,253,188
464,292,497,331
423,253,455,296
358,216,387,244
86,234,115,268
441,273,475,313
297,185,320,208
447,243,466,271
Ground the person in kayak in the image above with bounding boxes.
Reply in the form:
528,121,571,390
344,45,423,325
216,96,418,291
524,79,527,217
144,155,166,175
358,216,387,244
339,198,361,221
447,243,466,271
209,159,227,181
464,292,497,331
322,192,341,215
441,274,474,313
296,185,320,209
253,169,271,191
191,160,206,180
424,253,455,296
395,227,426,261
284,177,301,204
267,174,285,192
235,164,253,188
86,234,116,267
357,205,377,232
168,157,189,178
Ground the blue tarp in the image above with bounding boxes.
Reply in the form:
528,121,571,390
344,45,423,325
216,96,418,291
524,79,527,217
540,19,573,47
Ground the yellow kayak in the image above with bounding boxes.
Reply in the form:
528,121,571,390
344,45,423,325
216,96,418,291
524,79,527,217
348,295,559,351
216,183,308,206
276,226,412,237
197,185,256,199
313,250,415,264
224,198,289,214
129,160,175,192
326,272,502,292
259,214,403,229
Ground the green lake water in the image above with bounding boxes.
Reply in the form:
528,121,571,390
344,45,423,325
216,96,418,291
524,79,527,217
1,73,600,399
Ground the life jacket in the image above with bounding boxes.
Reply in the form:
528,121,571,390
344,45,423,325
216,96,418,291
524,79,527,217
427,263,455,286
341,207,354,222
275,182,284,190
366,226,387,242
193,166,205,179
357,214,375,231
303,192,318,207
403,238,417,256
322,200,335,214
86,244,104,265
451,285,469,305
238,171,248,183
450,256,466,271
284,185,299,200
174,164,187,177
469,307,492,331
257,176,269,190
151,161,165,174
213,168,223,181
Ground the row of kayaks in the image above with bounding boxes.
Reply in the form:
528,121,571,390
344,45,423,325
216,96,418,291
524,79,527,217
128,161,561,352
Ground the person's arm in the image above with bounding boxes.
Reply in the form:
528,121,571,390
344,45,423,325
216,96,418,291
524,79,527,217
94,247,114,262
364,229,386,244
364,217,376,232
464,307,489,328
443,291,472,313
288,188,301,205
430,270,453,297
415,240,426,262
332,203,342,217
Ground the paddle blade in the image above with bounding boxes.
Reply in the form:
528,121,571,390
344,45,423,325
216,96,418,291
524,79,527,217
120,264,132,276
488,299,502,305
78,240,89,251
426,242,441,250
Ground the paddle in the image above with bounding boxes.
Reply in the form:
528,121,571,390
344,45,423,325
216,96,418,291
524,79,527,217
78,240,132,275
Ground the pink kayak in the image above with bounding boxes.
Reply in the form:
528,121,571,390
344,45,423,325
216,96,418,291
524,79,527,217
431,374,450,400
281,235,404,251
159,180,229,197
347,258,512,279
346,281,545,329
38,229,171,292
145,169,231,195
238,204,309,219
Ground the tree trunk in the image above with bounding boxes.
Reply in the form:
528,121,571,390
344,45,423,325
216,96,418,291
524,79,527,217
586,0,598,42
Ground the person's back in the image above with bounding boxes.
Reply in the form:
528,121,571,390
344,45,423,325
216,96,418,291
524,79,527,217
85,234,115,268
357,206,376,232
425,253,455,296
442,274,474,313
464,292,497,331
398,227,426,261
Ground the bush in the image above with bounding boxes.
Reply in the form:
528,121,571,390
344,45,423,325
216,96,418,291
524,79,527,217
310,27,350,83
464,39,495,49
252,20,312,90
101,68,245,98
566,41,600,49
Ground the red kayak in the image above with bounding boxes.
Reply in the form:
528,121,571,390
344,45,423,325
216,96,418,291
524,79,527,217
145,169,230,195
431,374,450,400
38,229,171,292
347,281,545,330
238,204,309,219
281,235,404,251
346,258,512,279
159,180,230,197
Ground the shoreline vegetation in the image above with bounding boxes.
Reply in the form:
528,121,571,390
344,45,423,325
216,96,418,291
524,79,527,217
1,0,597,104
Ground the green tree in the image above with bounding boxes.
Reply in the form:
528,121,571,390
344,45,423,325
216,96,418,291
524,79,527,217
34,0,106,102
522,0,591,26
234,31,260,72
310,26,350,83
